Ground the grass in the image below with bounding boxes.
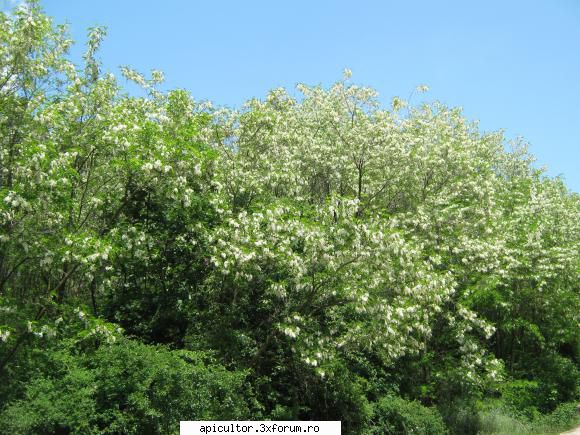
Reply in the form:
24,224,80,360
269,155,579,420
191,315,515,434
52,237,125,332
477,402,580,435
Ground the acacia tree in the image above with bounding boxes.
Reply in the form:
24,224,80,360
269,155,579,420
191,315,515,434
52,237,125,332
195,72,578,417
0,1,214,370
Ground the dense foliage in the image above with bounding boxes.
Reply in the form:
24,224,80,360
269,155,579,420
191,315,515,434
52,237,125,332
1,3,578,434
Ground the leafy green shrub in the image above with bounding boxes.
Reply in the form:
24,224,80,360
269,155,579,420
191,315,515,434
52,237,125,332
369,395,447,434
533,355,579,412
256,359,373,434
499,380,541,419
0,340,251,434
499,358,579,418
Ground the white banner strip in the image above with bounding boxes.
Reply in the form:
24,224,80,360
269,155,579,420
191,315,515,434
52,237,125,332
180,421,341,435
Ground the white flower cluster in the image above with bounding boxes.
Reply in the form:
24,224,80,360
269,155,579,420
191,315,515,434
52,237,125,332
0,329,10,342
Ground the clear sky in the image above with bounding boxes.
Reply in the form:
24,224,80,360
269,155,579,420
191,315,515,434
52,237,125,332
3,0,579,191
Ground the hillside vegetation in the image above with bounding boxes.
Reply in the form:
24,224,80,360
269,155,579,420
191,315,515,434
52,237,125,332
0,3,578,434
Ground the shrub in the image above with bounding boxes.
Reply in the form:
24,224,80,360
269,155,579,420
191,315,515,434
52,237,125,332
499,379,541,419
0,340,251,434
369,395,447,434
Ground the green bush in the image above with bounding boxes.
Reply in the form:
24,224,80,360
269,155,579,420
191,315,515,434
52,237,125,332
499,379,541,419
533,355,579,412
0,340,251,434
369,395,447,434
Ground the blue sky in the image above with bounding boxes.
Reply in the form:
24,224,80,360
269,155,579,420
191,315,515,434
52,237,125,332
4,1,579,191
